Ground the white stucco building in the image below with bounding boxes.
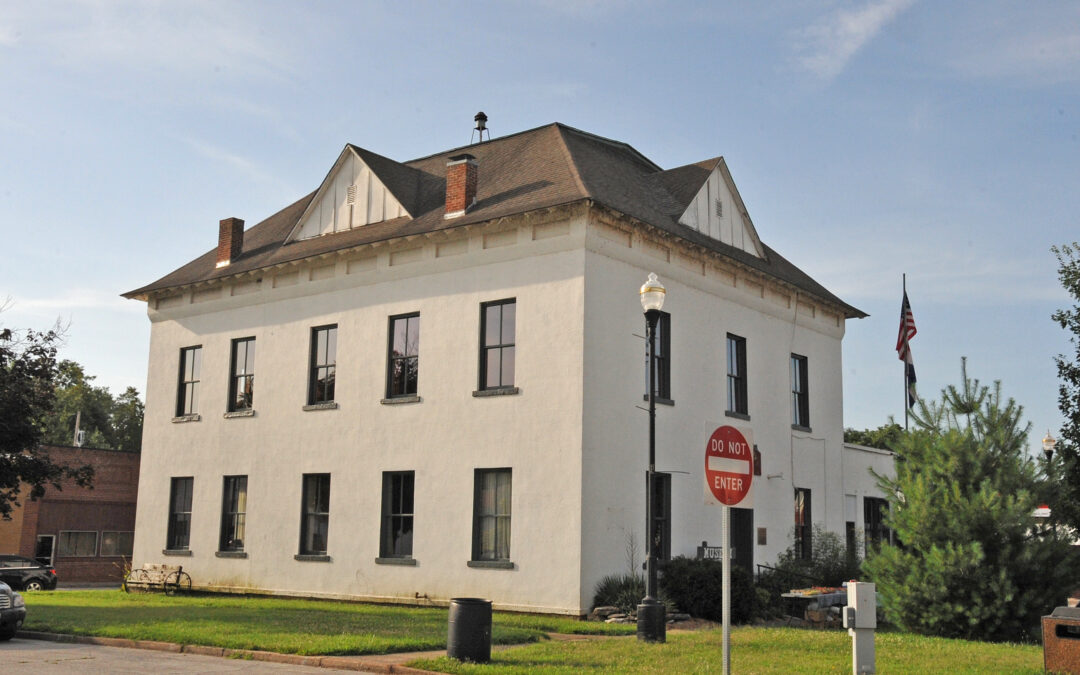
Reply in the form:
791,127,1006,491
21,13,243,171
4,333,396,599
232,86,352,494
124,122,891,615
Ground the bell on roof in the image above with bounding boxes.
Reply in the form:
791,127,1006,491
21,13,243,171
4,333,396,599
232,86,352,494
471,112,490,143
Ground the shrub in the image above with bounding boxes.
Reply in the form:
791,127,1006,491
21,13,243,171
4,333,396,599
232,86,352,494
660,556,757,623
592,572,645,614
755,525,863,617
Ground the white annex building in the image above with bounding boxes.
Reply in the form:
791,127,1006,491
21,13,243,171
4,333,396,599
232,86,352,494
124,121,893,615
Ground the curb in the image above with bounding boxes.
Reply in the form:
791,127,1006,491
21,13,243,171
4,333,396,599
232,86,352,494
16,631,434,673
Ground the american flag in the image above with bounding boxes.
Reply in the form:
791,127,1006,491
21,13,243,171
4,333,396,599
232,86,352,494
896,291,917,407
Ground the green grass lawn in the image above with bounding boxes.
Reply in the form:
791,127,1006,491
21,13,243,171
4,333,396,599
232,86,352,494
22,591,633,656
412,627,1045,674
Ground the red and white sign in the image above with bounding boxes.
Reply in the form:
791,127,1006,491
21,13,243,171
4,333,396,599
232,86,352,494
705,425,753,506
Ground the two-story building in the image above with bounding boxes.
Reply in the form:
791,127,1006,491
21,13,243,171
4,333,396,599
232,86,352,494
123,121,888,614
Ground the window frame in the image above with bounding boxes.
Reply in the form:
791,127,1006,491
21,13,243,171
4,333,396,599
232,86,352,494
299,473,331,556
228,337,256,412
864,496,892,555
794,487,812,560
219,475,248,552
100,531,134,558
308,325,338,405
472,468,512,562
176,346,202,417
379,471,415,559
386,313,420,399
726,334,748,415
167,477,194,551
478,299,516,391
57,530,98,557
790,354,810,428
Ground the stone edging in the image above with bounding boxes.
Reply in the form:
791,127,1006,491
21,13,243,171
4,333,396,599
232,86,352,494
16,631,434,674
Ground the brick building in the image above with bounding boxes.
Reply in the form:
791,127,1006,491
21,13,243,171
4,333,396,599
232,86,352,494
0,445,140,583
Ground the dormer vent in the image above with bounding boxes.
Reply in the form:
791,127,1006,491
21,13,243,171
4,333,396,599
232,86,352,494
445,154,478,219
216,217,244,268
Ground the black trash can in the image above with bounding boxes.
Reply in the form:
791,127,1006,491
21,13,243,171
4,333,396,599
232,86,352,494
447,597,492,663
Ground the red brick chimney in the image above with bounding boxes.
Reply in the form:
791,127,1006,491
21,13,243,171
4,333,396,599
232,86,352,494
444,154,478,219
216,217,244,268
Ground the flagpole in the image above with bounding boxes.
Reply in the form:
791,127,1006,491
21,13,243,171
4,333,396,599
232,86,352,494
903,273,908,431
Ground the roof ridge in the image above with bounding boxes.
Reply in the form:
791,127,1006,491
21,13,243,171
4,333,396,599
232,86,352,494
402,122,563,165
552,123,663,172
552,125,590,199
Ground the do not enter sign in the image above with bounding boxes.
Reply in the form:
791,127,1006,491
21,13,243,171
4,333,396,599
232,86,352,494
705,425,753,506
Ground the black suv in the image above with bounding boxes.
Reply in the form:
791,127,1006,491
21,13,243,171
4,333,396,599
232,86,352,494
0,580,26,640
0,555,58,591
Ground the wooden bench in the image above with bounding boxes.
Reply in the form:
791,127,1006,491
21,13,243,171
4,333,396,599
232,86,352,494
124,563,192,595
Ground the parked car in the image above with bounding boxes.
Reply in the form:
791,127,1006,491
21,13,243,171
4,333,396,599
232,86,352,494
0,581,27,640
0,555,58,591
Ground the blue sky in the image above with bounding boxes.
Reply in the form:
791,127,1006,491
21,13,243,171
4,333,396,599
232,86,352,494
2,1,1077,449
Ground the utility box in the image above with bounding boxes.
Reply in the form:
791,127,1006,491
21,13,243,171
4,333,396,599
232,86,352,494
1043,606,1080,675
844,582,876,674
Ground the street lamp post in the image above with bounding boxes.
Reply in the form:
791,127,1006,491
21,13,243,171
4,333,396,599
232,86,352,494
1043,431,1057,463
638,273,666,643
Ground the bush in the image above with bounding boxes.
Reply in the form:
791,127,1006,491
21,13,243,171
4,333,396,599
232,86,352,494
592,572,645,614
659,556,757,623
755,525,863,617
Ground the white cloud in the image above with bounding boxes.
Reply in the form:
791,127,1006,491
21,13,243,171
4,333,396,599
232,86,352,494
795,0,916,79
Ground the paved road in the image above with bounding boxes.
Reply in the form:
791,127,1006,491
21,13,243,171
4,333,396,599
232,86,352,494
0,638,334,674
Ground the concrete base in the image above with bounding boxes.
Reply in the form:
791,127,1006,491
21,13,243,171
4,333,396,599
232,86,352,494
636,601,666,643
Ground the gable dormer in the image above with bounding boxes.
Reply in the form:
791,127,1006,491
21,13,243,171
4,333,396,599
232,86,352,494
288,145,412,241
677,159,765,259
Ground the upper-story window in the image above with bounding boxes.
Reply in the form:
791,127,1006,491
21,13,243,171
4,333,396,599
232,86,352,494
229,338,255,412
386,313,420,398
479,299,516,390
645,312,671,401
308,325,337,405
726,334,747,416
791,354,809,429
176,346,202,416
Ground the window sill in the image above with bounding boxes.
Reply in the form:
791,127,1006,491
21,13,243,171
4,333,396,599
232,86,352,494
223,410,255,419
215,551,248,558
294,554,332,562
162,549,192,557
467,560,514,570
375,557,417,566
791,424,813,433
725,410,751,421
171,414,201,424
642,395,674,406
380,395,422,405
473,387,520,397
303,402,338,412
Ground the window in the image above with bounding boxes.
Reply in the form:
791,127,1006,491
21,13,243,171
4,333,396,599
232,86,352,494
308,326,337,405
791,354,809,428
380,472,414,558
472,469,511,561
300,473,331,555
726,334,747,415
386,314,420,398
176,346,202,416
57,531,97,557
167,477,194,551
479,299,516,390
219,475,248,552
650,472,671,563
645,311,671,400
101,531,134,557
864,497,892,554
794,487,812,560
229,338,255,412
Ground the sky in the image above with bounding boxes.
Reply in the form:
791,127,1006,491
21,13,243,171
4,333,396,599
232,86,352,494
1,1,1077,452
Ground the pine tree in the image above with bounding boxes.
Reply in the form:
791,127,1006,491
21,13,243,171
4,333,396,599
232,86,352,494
863,361,1076,642
1051,243,1080,534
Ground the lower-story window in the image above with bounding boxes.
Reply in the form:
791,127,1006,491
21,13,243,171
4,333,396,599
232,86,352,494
380,471,415,558
167,477,194,551
100,531,134,557
794,487,812,560
220,475,248,552
864,496,892,554
300,473,331,555
472,468,511,562
58,531,98,557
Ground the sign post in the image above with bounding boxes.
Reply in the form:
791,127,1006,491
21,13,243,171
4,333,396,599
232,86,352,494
704,425,753,675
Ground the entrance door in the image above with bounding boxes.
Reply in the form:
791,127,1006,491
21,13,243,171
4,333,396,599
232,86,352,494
35,535,54,566
730,508,753,575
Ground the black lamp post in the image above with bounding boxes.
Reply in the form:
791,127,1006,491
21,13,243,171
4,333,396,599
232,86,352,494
1043,431,1057,463
637,272,666,643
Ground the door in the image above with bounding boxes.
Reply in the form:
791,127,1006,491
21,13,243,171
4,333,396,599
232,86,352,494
730,507,753,575
35,535,55,567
